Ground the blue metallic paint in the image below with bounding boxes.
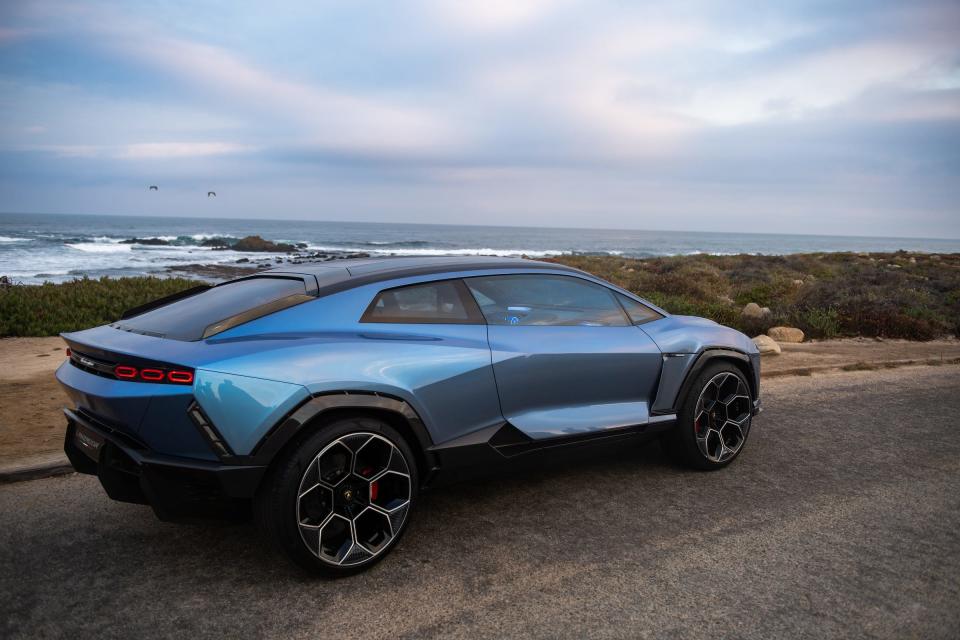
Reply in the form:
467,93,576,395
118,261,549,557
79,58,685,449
193,370,309,456
56,360,188,438
485,325,661,439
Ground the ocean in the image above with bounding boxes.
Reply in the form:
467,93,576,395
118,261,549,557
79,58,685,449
2,212,959,284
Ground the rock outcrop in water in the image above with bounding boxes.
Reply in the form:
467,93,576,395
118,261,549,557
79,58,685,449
120,237,170,246
231,235,296,252
200,237,233,248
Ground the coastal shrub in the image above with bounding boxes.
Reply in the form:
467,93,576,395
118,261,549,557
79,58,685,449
0,276,197,337
791,307,841,340
2,251,958,339
552,252,960,340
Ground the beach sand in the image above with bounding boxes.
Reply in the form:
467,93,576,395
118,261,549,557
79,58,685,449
0,337,70,464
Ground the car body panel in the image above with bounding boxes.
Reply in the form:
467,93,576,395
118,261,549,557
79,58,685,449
486,325,662,439
640,314,757,356
55,359,186,437
193,370,310,456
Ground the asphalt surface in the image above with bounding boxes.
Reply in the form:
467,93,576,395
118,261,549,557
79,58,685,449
2,365,959,639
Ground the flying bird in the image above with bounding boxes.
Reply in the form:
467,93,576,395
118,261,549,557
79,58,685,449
207,191,216,198
148,185,158,191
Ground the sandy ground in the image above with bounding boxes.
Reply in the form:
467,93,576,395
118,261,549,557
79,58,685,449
763,337,960,375
2,336,960,465
0,337,69,464
1,365,958,639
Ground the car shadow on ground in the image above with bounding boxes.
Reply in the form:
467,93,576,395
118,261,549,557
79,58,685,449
105,436,679,580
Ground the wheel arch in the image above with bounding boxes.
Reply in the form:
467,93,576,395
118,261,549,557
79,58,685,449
669,349,757,414
250,392,436,487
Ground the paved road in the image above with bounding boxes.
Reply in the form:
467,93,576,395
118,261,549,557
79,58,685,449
2,365,959,639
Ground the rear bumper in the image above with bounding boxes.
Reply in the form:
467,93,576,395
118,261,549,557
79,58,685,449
64,408,266,521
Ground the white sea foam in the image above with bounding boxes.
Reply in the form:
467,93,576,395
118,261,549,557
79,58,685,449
0,236,27,242
302,245,569,257
190,233,232,241
65,242,132,253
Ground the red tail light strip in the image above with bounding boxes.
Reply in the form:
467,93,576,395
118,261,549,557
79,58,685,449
110,364,195,385
167,370,194,384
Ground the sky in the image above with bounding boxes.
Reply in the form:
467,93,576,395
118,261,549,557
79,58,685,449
0,0,958,237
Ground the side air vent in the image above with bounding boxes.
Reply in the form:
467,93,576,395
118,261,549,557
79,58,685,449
187,401,233,458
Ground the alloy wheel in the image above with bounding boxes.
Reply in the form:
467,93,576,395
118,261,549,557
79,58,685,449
693,372,752,463
296,432,412,567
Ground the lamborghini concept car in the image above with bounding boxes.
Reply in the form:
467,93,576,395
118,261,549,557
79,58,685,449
57,256,761,575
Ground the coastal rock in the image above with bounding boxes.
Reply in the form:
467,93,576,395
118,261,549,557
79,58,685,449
200,237,233,248
768,326,804,343
741,302,770,320
121,237,169,246
752,335,781,355
232,235,296,252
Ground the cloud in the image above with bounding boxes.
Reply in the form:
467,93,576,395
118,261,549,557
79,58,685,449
0,0,957,236
13,141,252,159
421,0,569,33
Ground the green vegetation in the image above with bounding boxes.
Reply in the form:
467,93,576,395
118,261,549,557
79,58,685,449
550,252,960,340
2,252,958,339
0,276,198,337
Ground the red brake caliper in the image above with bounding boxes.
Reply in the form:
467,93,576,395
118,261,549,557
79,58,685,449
360,466,378,501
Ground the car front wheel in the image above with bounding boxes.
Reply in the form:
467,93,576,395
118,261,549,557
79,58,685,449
663,362,754,470
255,416,417,576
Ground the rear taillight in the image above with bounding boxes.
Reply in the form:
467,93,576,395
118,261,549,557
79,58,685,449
167,370,194,384
110,364,195,385
115,365,138,379
139,368,164,381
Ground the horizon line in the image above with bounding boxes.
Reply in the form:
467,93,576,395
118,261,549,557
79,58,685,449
2,210,959,244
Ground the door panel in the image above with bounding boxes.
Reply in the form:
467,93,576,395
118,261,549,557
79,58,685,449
486,325,662,439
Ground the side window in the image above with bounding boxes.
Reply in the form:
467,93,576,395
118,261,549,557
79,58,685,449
465,275,629,327
616,293,664,325
361,280,480,324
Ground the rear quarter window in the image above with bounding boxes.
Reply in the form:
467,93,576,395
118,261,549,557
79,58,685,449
113,277,312,340
361,280,482,324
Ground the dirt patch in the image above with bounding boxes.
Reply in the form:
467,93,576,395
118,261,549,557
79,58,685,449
760,337,960,375
0,337,70,464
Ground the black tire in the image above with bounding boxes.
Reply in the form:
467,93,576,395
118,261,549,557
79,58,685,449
255,415,418,577
662,362,753,470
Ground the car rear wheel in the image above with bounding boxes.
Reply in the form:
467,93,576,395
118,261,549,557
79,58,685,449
663,362,753,470
255,416,417,576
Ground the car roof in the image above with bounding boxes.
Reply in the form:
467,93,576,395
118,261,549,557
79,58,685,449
266,256,582,293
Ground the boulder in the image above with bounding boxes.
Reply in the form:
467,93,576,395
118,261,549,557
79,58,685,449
121,237,170,245
752,335,781,355
741,302,767,319
232,235,296,252
768,326,804,343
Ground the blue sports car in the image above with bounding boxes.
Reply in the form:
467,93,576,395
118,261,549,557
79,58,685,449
57,256,761,575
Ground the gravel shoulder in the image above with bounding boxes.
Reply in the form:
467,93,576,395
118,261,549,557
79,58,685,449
1,364,958,639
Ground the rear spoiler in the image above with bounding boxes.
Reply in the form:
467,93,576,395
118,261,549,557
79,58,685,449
119,285,211,320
